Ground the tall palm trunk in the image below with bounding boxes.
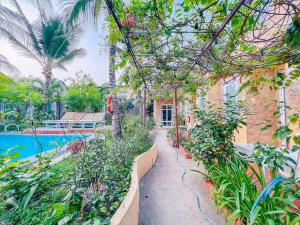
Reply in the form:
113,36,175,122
109,44,122,138
42,65,52,112
135,89,143,116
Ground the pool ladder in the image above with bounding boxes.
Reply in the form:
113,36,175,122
3,123,20,133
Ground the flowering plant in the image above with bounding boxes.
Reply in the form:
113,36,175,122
188,101,247,166
67,139,85,154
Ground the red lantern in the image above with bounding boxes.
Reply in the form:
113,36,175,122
187,116,191,123
107,96,113,114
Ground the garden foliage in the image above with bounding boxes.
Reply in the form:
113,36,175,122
188,100,247,165
0,115,154,225
189,101,300,225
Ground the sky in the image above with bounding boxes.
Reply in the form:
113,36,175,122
0,0,110,85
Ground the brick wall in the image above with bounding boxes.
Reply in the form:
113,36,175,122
206,80,223,107
286,78,300,137
204,70,280,145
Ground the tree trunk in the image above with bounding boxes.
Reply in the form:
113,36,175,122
42,66,52,112
143,87,147,127
174,87,179,148
109,44,122,138
135,89,143,116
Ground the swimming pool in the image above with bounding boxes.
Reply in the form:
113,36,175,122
0,134,88,160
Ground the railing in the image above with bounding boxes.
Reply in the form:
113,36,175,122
4,123,20,133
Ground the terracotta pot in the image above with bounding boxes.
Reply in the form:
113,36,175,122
203,180,214,198
178,145,192,159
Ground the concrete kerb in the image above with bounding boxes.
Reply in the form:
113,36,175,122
110,144,158,225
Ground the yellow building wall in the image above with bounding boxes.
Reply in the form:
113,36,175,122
153,98,182,127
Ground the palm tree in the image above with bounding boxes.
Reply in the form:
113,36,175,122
63,0,122,138
0,0,86,107
0,54,20,76
109,44,122,137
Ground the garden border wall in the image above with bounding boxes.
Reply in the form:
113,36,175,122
110,144,158,225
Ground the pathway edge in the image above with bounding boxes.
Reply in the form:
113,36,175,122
110,144,158,225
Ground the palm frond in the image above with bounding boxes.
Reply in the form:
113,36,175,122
9,0,42,55
0,5,26,26
0,28,41,64
62,0,102,26
53,61,68,71
56,48,86,65
26,0,53,21
0,18,32,45
0,54,20,76
64,22,84,50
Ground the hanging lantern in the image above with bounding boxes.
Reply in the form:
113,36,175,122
187,115,191,123
107,96,113,114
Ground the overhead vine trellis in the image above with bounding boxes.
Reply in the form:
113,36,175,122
104,0,299,146
106,0,299,82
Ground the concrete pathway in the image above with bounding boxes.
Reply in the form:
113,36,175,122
139,130,226,225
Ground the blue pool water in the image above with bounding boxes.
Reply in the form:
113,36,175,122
0,134,87,160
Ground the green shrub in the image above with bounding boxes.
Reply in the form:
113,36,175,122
56,115,154,224
0,115,154,225
166,126,187,146
188,101,247,166
189,100,300,225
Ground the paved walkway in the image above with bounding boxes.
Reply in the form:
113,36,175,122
139,130,226,225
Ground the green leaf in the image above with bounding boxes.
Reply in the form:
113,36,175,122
261,124,272,131
52,203,65,218
288,113,299,124
293,136,300,144
9,152,20,159
22,183,39,209
267,218,276,225
100,206,108,213
227,209,240,225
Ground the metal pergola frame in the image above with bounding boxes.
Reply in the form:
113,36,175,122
104,0,299,147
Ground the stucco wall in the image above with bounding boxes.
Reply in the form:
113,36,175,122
153,99,183,127
110,144,158,225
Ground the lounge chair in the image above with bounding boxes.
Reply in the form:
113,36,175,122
43,112,105,129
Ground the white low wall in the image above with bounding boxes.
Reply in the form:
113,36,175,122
110,144,158,225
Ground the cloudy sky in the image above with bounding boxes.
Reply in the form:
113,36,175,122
0,0,110,84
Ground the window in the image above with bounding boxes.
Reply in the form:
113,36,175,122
196,89,206,110
223,80,238,103
161,104,173,126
